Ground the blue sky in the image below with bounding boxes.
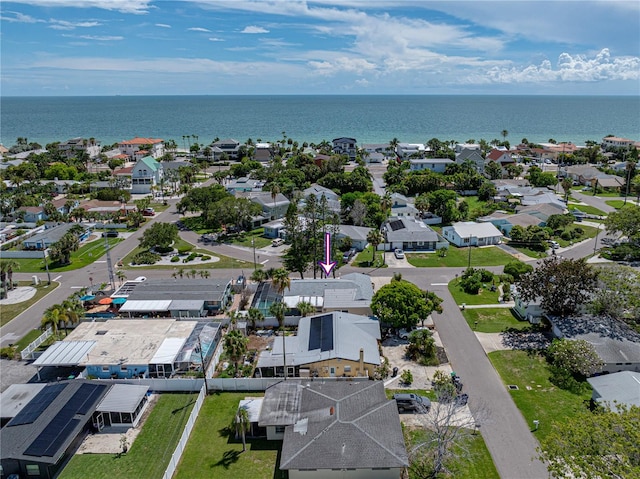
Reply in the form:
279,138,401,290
1,0,639,96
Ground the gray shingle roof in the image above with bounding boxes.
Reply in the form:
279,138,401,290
384,217,438,242
125,279,230,302
261,381,408,470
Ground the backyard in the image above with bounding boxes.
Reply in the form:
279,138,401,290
488,350,592,442
59,392,198,479
174,392,282,479
448,278,502,306
407,246,514,268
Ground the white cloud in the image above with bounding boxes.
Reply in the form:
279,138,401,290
309,56,377,76
155,23,171,29
0,11,44,23
208,37,224,42
61,34,124,41
188,27,211,32
6,0,152,14
48,19,100,30
479,49,640,84
242,26,269,34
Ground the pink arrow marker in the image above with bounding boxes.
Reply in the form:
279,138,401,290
318,232,337,277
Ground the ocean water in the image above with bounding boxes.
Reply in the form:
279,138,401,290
1,95,638,148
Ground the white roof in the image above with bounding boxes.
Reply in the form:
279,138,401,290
97,384,149,413
119,299,172,312
450,221,502,239
283,295,324,308
0,384,46,418
239,397,263,423
33,340,96,366
150,337,187,364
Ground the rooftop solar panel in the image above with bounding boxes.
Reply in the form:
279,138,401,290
7,383,67,427
73,383,108,415
24,417,80,457
308,314,333,352
389,220,404,231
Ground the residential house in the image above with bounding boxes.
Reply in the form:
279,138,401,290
602,136,636,150
118,137,164,159
396,143,426,159
301,184,341,213
33,319,221,379
455,147,485,173
549,315,640,374
258,380,408,478
263,218,286,239
332,137,357,161
18,198,79,223
389,193,419,218
0,381,112,478
255,311,381,378
22,223,89,250
211,138,241,159
361,143,393,163
511,286,545,324
131,156,163,194
335,224,372,251
516,203,566,222
485,149,515,175
254,142,275,162
479,212,545,237
58,137,101,159
587,371,640,411
240,191,290,220
455,143,481,153
383,217,440,251
113,278,233,316
225,177,264,193
40,179,80,195
442,221,503,247
409,158,453,173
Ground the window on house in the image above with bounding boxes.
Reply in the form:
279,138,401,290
102,366,109,372
344,366,351,373
275,426,285,434
26,465,40,476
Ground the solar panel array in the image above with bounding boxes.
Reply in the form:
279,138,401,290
308,314,334,352
388,219,405,231
23,383,107,458
8,383,67,427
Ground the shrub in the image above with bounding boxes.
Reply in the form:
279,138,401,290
177,245,192,255
560,230,572,241
400,369,413,385
0,346,17,359
479,269,493,282
187,253,198,261
459,267,491,294
155,245,173,254
503,261,533,280
171,255,180,262
200,255,211,261
131,251,160,265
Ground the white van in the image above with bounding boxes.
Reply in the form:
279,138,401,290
272,238,284,247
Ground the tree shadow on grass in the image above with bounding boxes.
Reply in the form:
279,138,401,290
211,449,241,469
171,399,197,414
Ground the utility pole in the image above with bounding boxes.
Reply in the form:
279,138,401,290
42,239,51,285
467,234,472,268
252,238,257,271
103,223,116,291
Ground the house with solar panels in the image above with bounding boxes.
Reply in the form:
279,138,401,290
0,380,150,478
382,217,440,251
255,311,381,379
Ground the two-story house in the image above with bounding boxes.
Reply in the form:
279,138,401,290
389,193,419,218
118,137,164,160
211,138,241,159
332,137,357,161
456,147,485,173
58,137,101,159
409,157,454,173
131,156,163,194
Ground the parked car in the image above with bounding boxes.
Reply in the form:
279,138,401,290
393,393,431,413
548,240,559,249
342,247,357,262
272,238,284,247
394,248,405,259
102,231,119,238
142,208,155,216
398,326,430,340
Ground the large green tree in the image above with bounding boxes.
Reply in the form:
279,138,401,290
539,405,640,479
139,222,179,250
371,279,441,329
517,256,599,317
224,330,248,377
588,264,640,330
605,204,640,242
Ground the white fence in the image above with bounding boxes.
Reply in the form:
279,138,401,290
1,250,49,259
162,383,207,479
21,327,52,360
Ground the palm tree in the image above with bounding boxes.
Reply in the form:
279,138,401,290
224,329,248,377
233,406,251,452
268,183,281,220
269,301,289,378
0,259,20,299
501,130,509,142
60,298,84,332
366,229,383,264
41,306,62,339
414,194,430,218
116,270,127,286
270,268,291,296
250,269,267,283
247,307,264,332
296,301,315,317
561,178,573,203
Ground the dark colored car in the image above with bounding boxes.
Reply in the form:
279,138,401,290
102,231,119,238
393,393,431,413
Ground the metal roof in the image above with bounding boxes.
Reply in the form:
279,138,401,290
119,299,172,312
0,384,47,419
97,384,149,413
169,299,205,310
150,337,187,364
587,371,640,410
33,341,96,367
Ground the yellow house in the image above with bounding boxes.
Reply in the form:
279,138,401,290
255,312,381,379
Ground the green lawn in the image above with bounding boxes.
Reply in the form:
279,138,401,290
174,392,282,479
555,224,600,248
488,350,592,441
505,243,548,259
605,199,627,209
228,229,272,249
568,204,607,216
406,425,499,479
0,281,59,327
12,237,122,273
462,308,531,333
407,246,514,268
59,392,197,479
448,279,501,306
354,245,388,268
